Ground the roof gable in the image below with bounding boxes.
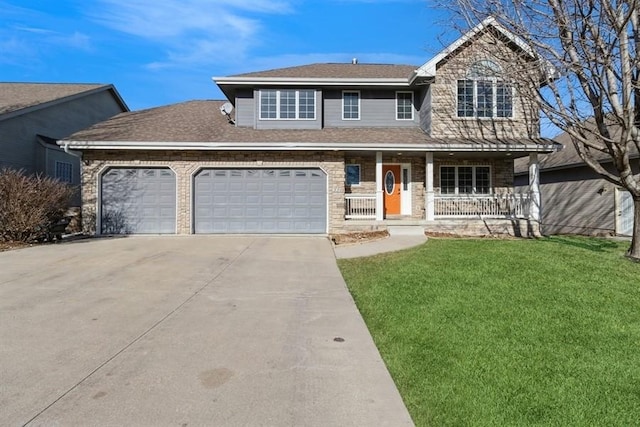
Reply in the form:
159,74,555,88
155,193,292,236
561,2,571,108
412,16,536,80
0,83,129,119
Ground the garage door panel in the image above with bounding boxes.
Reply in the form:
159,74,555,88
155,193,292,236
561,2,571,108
194,168,326,234
101,167,176,234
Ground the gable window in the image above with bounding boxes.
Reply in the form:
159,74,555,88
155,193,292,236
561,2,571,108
440,165,490,194
55,161,73,184
345,164,361,186
259,89,316,120
457,60,513,119
343,91,360,120
396,92,414,120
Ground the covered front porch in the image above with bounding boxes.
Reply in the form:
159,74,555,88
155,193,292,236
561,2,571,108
341,150,543,234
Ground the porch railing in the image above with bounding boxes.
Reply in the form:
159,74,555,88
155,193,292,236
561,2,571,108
345,194,377,219
434,193,530,218
344,193,531,219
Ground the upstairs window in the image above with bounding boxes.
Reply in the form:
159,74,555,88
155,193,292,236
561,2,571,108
440,165,491,194
259,89,316,120
342,91,360,120
457,60,513,119
396,91,414,120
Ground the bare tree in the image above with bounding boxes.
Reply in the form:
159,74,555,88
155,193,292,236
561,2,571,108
444,0,640,259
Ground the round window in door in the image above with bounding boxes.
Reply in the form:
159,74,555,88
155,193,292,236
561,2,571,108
385,170,395,195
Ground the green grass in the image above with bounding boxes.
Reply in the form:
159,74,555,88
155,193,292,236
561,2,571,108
337,236,640,427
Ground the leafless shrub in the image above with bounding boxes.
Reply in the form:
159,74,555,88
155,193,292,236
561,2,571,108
0,168,75,242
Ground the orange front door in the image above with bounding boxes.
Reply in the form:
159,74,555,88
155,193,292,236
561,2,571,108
382,165,401,216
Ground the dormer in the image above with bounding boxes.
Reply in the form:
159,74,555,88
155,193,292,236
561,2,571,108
212,63,419,130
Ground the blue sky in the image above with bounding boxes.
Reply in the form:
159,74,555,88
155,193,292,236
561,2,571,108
0,0,452,111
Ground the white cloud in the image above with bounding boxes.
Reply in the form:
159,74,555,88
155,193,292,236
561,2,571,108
89,0,293,69
0,36,37,64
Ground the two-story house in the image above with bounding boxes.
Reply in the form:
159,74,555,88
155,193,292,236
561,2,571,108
61,17,558,237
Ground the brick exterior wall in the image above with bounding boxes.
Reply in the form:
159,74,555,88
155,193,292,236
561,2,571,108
430,31,539,140
81,150,346,235
81,150,524,237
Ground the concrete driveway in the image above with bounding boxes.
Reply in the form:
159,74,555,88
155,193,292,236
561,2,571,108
0,236,413,426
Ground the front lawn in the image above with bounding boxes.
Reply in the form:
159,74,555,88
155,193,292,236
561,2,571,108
338,237,640,426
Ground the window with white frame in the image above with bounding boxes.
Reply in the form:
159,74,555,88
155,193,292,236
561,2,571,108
440,165,491,194
396,91,414,120
345,164,361,186
457,60,513,119
55,161,73,183
342,91,360,120
259,89,316,120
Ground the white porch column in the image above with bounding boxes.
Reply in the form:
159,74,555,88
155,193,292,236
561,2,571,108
529,152,541,222
375,151,384,220
425,152,435,220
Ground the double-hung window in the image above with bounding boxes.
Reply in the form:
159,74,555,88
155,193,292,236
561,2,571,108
457,60,513,119
440,165,491,194
342,91,360,120
396,91,414,120
260,89,316,120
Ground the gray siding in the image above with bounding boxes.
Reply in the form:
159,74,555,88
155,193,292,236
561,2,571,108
418,86,431,135
323,89,419,128
517,165,616,236
0,90,124,174
235,89,254,127
254,89,322,130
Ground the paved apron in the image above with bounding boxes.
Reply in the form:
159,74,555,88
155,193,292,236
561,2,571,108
0,236,413,426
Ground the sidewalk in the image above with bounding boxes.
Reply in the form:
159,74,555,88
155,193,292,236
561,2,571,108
333,234,428,259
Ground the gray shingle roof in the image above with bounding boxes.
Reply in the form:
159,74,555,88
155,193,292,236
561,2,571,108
64,100,556,152
230,63,419,79
0,83,111,115
514,124,638,174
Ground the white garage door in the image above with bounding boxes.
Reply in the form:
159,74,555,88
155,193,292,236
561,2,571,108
100,167,176,234
194,168,327,234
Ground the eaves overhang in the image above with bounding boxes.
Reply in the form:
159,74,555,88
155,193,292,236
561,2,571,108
59,140,560,153
212,77,411,87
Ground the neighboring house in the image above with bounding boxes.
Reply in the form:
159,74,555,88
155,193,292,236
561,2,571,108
0,83,128,204
515,131,637,236
61,17,559,237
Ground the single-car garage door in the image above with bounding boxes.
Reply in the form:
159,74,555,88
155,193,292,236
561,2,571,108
101,167,176,234
194,168,327,233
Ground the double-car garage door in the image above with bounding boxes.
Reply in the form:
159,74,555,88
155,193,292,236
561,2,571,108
100,167,327,234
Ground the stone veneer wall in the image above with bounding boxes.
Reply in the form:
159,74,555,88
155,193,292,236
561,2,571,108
81,150,346,235
430,31,539,140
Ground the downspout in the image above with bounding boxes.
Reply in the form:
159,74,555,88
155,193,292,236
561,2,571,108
62,141,82,159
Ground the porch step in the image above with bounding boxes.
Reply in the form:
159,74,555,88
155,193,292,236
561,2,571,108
387,225,426,236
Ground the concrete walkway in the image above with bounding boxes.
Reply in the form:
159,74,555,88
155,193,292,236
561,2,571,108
334,234,428,259
0,236,414,426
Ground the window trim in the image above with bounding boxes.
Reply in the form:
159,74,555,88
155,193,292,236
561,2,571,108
345,164,361,187
342,90,361,120
259,89,317,120
55,161,73,184
439,165,492,195
456,80,514,119
395,91,414,121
